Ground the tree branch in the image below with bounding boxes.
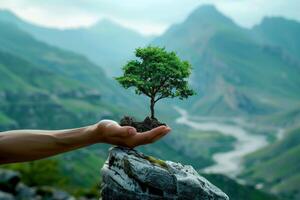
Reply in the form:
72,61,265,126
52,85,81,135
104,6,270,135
140,88,151,97
154,94,167,103
153,77,169,95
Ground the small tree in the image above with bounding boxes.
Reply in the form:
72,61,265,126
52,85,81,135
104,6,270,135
116,46,195,119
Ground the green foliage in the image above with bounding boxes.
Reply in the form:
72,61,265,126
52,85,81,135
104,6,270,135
3,158,68,187
242,127,300,200
204,174,280,200
144,155,168,169
72,183,100,199
116,46,195,118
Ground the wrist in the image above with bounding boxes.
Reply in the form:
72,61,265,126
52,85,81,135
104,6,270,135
85,123,105,144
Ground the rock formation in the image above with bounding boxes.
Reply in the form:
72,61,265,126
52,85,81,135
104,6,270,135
101,146,229,200
0,169,90,200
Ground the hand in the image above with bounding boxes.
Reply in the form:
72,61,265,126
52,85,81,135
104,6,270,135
89,120,171,148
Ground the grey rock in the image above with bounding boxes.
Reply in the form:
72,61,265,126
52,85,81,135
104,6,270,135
35,186,75,200
100,147,229,200
0,169,21,193
15,183,37,200
0,191,15,200
52,190,75,200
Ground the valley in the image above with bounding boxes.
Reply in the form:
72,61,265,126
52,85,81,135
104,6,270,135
175,107,270,176
0,3,300,200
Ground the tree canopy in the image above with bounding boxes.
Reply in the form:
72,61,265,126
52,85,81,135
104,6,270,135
116,46,195,119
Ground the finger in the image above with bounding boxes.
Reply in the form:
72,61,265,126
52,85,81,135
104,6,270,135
133,126,171,146
151,129,170,143
151,126,171,142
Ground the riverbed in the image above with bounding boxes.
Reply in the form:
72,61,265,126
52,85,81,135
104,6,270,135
175,107,269,177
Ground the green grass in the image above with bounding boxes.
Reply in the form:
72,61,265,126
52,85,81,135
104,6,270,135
203,174,280,200
59,149,106,188
241,127,300,200
59,99,99,113
0,112,16,127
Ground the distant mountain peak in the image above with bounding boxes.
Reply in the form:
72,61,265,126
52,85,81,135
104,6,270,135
0,9,16,17
186,4,234,25
89,18,146,37
89,18,131,32
194,4,219,14
0,9,21,23
259,16,300,27
92,18,119,28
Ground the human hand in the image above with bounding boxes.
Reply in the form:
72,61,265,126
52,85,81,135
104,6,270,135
89,120,171,148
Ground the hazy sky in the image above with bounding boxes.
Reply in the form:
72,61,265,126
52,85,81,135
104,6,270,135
0,0,299,35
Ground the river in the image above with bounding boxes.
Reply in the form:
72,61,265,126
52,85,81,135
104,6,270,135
175,107,270,178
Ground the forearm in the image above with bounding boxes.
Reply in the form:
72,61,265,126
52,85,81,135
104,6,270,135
0,120,170,164
0,126,96,164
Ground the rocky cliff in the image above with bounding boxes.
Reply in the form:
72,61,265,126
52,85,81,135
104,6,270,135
100,147,229,200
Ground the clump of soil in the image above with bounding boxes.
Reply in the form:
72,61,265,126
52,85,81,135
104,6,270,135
120,116,166,132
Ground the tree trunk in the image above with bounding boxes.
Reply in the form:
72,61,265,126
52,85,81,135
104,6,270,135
150,97,155,119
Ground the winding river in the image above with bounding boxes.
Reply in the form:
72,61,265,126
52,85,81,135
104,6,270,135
175,107,269,177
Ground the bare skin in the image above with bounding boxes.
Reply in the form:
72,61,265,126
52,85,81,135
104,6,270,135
0,120,171,164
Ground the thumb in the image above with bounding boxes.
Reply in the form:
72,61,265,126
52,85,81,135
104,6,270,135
115,126,137,137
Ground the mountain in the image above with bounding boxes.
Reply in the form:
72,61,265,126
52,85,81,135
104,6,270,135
152,7,300,199
0,9,152,76
252,17,300,60
241,127,300,200
204,174,280,200
0,21,120,130
153,5,300,118
0,19,151,120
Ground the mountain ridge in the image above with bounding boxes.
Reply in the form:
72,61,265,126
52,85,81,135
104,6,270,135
153,5,300,117
0,9,152,76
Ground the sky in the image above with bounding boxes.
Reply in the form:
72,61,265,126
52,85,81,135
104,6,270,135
0,0,300,35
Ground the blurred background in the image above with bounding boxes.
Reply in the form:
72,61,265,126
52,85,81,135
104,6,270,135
0,0,300,200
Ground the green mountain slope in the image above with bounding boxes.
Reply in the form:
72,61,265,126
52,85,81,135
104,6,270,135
0,21,130,130
0,50,88,130
153,5,300,117
241,127,300,200
152,6,300,199
204,174,280,200
0,10,152,76
252,17,300,60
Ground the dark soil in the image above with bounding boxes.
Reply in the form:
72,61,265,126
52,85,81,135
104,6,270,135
120,116,166,132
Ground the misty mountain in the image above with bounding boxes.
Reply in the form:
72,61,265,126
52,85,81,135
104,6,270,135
252,17,300,60
0,9,152,76
0,21,124,130
153,5,300,117
152,5,300,199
